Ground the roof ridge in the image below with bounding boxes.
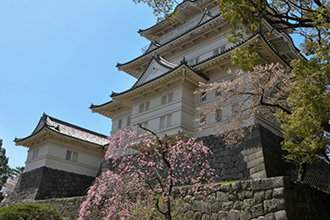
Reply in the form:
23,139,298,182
45,114,109,139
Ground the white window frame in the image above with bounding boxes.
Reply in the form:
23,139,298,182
139,102,150,113
118,119,122,129
215,109,222,122
127,116,131,126
32,149,39,160
161,93,173,105
160,114,172,129
66,150,78,162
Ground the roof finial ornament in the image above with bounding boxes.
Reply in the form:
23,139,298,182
180,57,187,65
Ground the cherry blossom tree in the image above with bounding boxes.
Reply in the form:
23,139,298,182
197,63,292,146
78,126,215,220
0,177,18,204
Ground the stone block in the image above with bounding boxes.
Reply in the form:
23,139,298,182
245,191,254,198
193,200,203,212
222,201,234,211
220,184,231,192
211,202,221,212
251,204,264,218
233,201,243,210
232,181,242,191
264,198,285,213
194,212,203,220
228,210,241,220
201,214,210,220
241,180,251,190
254,191,265,204
184,195,194,204
185,211,195,219
274,210,287,220
202,202,212,214
272,187,284,198
210,213,218,220
265,189,273,199
218,211,229,220
216,191,228,202
265,213,276,220
243,198,254,208
240,210,252,220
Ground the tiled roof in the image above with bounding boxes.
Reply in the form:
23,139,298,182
111,58,208,98
116,13,221,68
138,0,199,34
15,113,109,147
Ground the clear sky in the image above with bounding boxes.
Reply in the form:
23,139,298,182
0,0,157,168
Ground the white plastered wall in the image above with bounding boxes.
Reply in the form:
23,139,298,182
25,139,104,177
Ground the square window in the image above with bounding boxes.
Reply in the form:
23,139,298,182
66,151,72,161
215,109,222,122
127,116,131,126
167,114,172,127
72,152,78,162
139,104,144,113
161,95,167,105
168,93,173,103
32,149,39,159
215,90,221,97
160,116,166,129
200,115,206,127
118,119,122,129
145,102,150,111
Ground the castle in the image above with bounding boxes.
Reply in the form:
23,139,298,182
14,0,304,200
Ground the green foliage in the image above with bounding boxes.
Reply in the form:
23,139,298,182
133,0,177,22
9,166,24,178
0,203,63,220
279,58,330,166
0,140,10,186
0,140,10,201
231,47,262,71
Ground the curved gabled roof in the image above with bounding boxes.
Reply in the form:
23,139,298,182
143,40,161,54
131,52,178,88
15,113,109,148
138,0,199,35
113,58,208,98
116,12,222,77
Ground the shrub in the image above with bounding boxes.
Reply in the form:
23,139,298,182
0,203,63,220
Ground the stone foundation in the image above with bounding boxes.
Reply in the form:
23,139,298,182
11,167,94,201
198,124,287,182
28,177,330,220
180,176,330,220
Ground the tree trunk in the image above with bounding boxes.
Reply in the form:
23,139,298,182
165,199,172,220
297,163,307,182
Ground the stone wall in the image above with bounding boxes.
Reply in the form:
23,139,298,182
200,124,286,182
36,197,85,220
29,177,330,220
11,167,94,201
180,176,330,220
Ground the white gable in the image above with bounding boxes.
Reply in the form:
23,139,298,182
135,54,177,87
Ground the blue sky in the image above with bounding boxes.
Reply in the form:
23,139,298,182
0,1,156,168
